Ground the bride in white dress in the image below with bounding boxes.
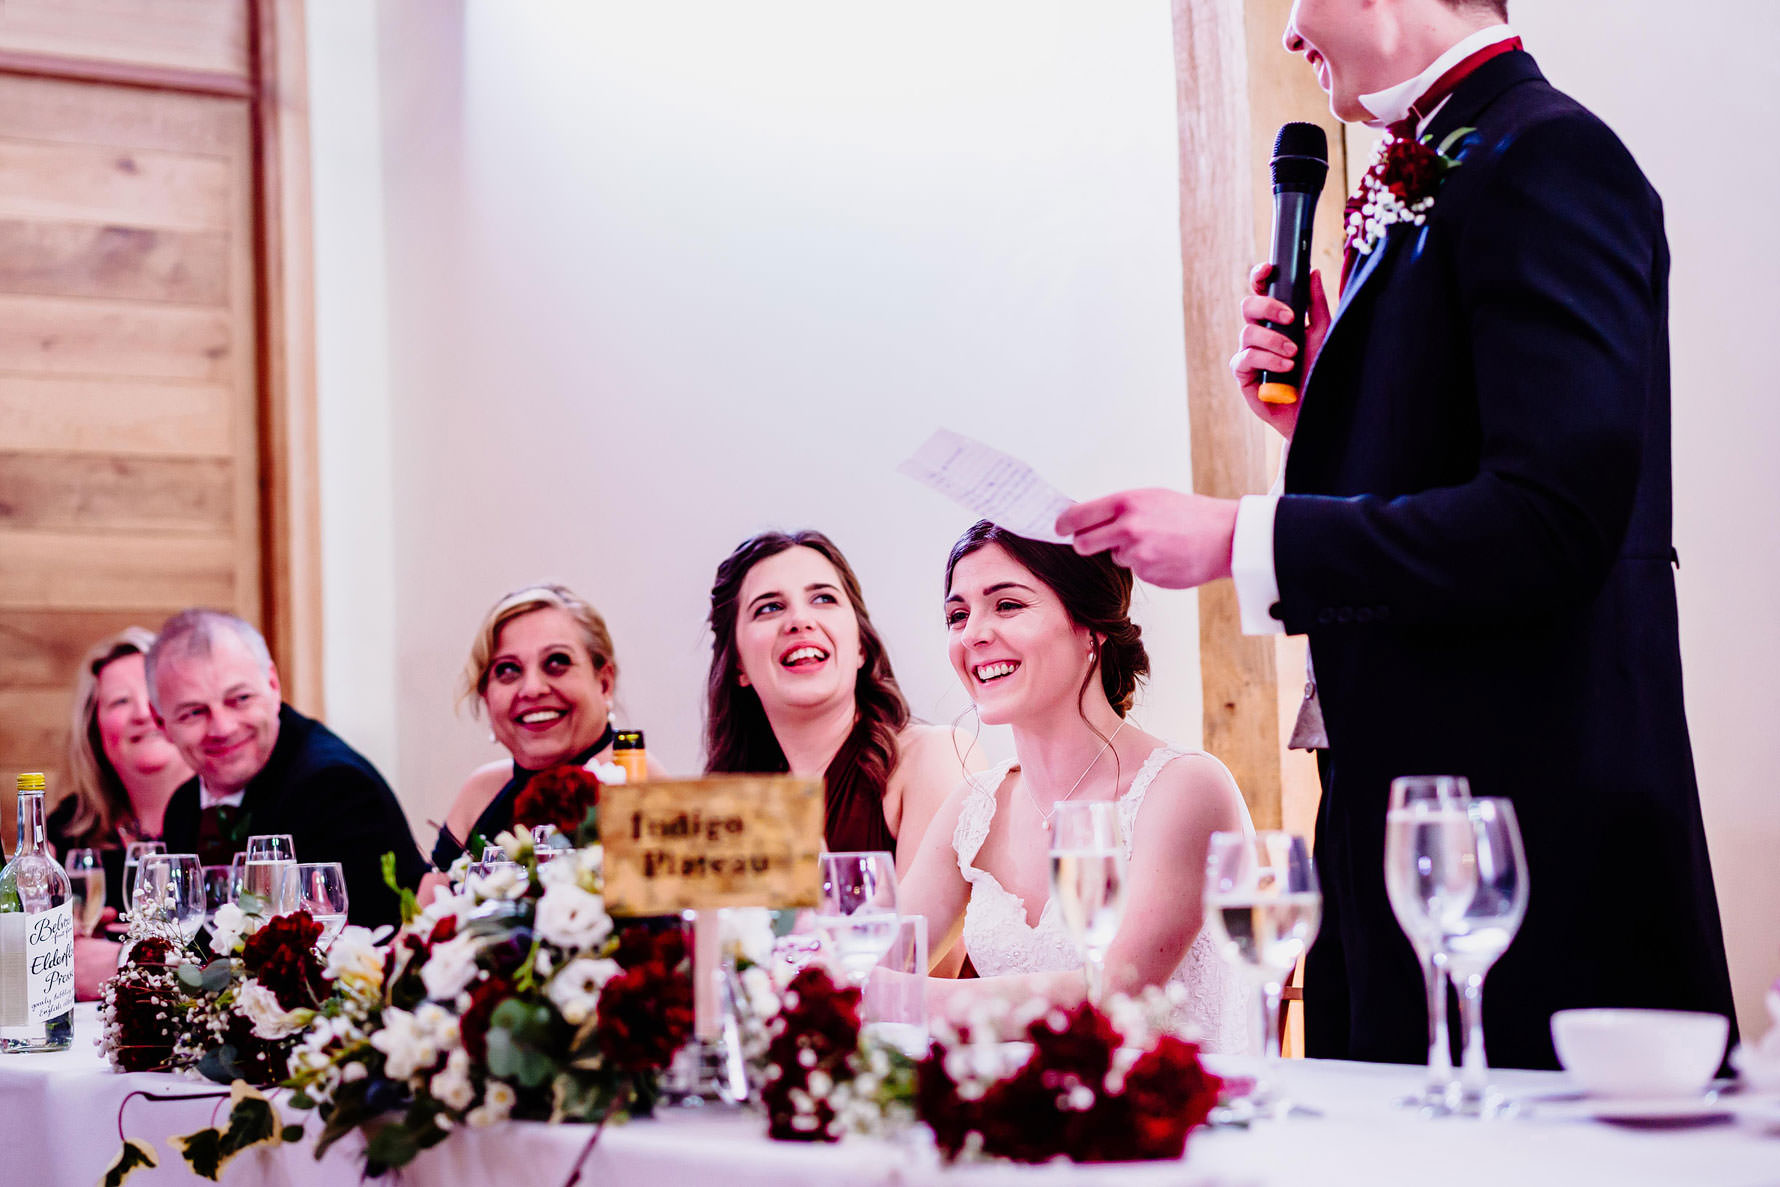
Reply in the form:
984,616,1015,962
899,522,1255,1054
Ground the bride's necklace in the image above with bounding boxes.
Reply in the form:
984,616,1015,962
1027,718,1126,832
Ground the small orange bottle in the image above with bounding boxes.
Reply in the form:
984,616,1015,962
612,729,647,783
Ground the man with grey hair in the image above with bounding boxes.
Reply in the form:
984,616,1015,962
148,609,426,927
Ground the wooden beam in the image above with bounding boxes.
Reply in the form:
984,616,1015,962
251,0,323,716
1171,0,1282,828
1171,0,1350,832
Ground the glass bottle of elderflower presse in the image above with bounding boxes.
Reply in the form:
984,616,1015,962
0,773,75,1051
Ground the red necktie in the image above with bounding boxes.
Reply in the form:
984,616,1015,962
1340,36,1524,292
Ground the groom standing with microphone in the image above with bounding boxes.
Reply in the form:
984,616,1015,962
1056,0,1737,1068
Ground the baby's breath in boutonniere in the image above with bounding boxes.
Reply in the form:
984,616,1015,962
1345,126,1473,261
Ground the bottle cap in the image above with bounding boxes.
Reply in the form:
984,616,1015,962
613,729,645,750
16,771,45,793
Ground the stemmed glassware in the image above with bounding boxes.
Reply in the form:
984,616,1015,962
1048,802,1127,1004
135,853,206,943
243,834,298,915
1204,831,1321,1117
287,861,351,947
1383,774,1474,1114
813,851,900,987
201,863,241,930
1444,798,1528,1116
122,840,165,913
64,847,106,937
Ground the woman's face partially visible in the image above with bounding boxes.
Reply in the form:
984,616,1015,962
483,606,614,770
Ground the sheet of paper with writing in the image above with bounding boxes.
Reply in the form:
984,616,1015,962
600,776,824,915
897,428,1075,543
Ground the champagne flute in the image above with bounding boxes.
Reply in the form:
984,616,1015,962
64,848,107,937
243,834,297,917
287,861,350,947
1204,831,1321,1117
1383,774,1474,1114
123,840,165,914
1048,801,1127,1004
813,851,900,987
1443,798,1528,1117
136,853,206,943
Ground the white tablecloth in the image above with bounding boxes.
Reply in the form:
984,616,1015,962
4,1006,1776,1186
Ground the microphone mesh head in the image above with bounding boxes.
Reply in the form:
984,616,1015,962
1271,122,1329,192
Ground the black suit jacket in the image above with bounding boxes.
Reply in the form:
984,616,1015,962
163,704,427,928
1273,52,1737,1068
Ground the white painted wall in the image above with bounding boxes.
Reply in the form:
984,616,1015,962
309,2,1780,1035
306,0,400,788
314,0,1201,839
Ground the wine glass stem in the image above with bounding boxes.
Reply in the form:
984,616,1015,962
1083,951,1106,1004
1260,978,1284,1080
1424,950,1455,1095
1455,969,1488,1099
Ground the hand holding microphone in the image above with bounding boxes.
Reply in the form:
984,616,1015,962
1231,122,1331,426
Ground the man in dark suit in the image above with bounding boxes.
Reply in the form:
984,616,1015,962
1057,0,1737,1068
146,609,427,929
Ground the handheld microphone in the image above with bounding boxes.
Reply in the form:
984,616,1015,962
1258,122,1330,406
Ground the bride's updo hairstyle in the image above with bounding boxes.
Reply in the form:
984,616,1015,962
944,519,1150,717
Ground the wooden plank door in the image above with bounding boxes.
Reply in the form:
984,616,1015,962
0,0,314,846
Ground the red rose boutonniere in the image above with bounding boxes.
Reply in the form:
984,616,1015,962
1344,126,1473,263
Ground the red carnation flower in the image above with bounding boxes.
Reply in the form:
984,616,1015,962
594,930,693,1074
240,910,327,1011
512,764,601,839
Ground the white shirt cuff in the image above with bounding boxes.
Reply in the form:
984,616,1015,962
1232,494,1284,636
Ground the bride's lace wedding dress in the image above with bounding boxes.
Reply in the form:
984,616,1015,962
952,745,1254,1054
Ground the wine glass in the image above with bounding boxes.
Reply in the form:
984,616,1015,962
1204,831,1321,1117
243,834,297,916
1443,798,1528,1117
135,853,206,943
122,840,165,914
1049,801,1127,1004
286,861,350,947
1383,774,1474,1114
813,851,900,987
64,848,106,937
201,864,240,929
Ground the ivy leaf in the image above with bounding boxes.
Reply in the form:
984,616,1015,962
101,1138,159,1187
170,1128,225,1180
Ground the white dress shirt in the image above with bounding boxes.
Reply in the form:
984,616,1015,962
198,781,245,810
1229,25,1518,639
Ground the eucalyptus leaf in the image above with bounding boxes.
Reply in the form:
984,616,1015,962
364,1124,421,1172
236,891,267,916
176,963,204,990
200,959,232,994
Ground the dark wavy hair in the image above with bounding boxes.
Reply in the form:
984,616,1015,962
944,520,1150,717
704,530,910,827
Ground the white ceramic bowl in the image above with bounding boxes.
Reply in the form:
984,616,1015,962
1551,1009,1728,1099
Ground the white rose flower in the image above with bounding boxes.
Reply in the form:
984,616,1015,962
418,889,475,933
236,979,313,1040
585,759,626,785
325,926,386,989
371,1002,461,1082
209,902,247,954
721,908,776,967
429,1048,476,1111
545,957,620,1025
466,863,528,902
534,883,612,952
420,934,483,1002
467,1080,516,1128
446,851,473,886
